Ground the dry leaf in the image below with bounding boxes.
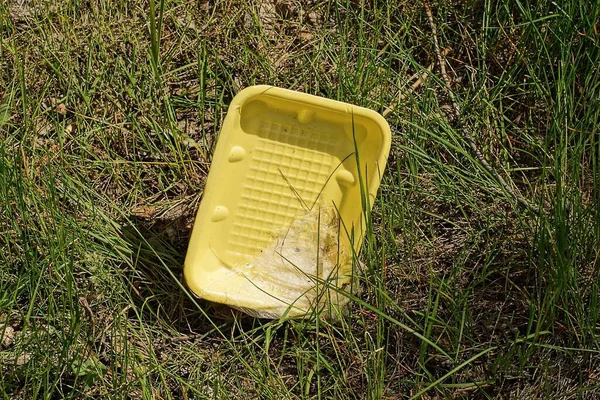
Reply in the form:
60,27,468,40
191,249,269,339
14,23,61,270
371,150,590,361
131,205,157,219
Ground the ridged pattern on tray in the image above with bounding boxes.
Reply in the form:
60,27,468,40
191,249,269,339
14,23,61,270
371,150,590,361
228,120,338,256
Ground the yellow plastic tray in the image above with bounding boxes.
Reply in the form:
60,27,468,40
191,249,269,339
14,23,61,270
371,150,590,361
184,85,391,318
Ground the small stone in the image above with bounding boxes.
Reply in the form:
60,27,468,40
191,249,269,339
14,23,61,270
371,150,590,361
299,30,313,40
1,325,15,348
56,103,67,115
50,98,67,115
15,353,31,366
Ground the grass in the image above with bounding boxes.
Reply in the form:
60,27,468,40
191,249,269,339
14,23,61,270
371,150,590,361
1,0,599,398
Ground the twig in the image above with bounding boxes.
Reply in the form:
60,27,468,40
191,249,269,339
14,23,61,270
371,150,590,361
423,1,536,212
383,48,450,117
78,296,96,335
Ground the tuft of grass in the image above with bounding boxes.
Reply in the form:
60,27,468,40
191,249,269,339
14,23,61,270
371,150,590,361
1,0,599,398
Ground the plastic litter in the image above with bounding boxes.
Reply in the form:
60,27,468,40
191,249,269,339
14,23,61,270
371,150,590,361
184,85,391,318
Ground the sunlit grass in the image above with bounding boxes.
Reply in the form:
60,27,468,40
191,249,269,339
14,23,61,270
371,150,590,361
1,0,599,398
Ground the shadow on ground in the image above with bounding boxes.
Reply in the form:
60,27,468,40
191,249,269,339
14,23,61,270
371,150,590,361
120,206,256,335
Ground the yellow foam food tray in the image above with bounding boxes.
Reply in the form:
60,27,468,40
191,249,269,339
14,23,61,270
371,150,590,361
184,85,391,318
